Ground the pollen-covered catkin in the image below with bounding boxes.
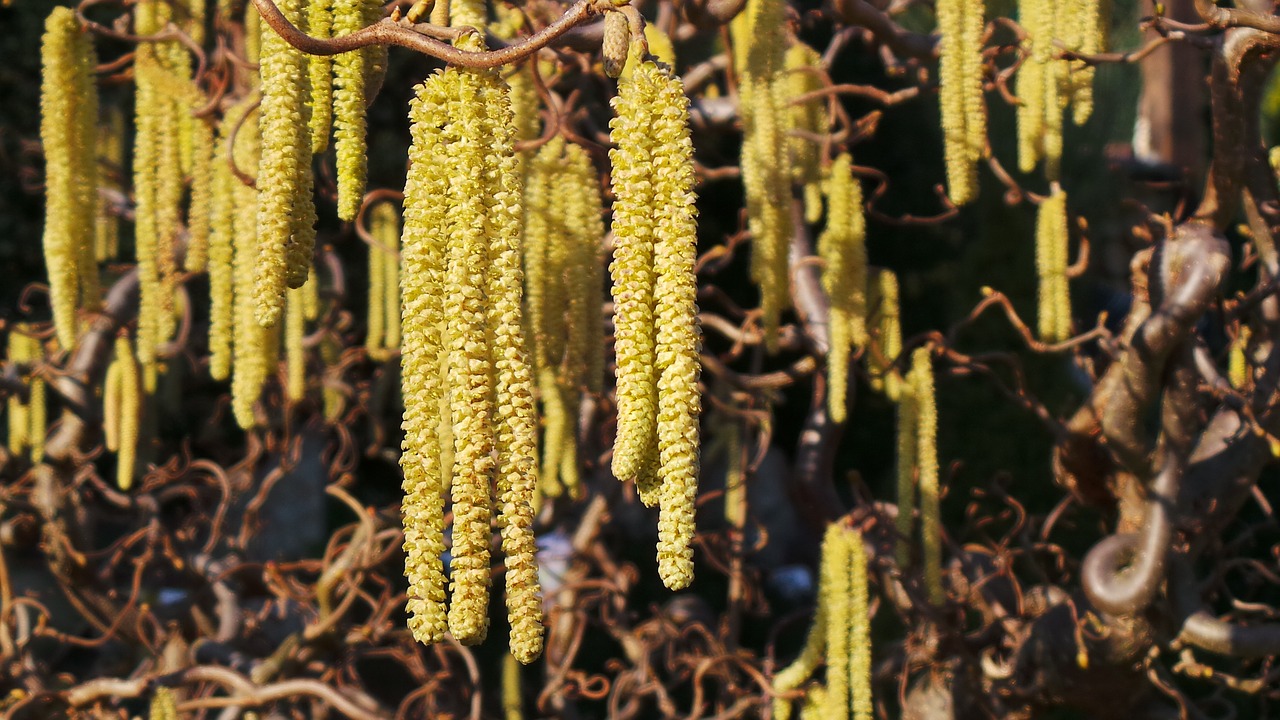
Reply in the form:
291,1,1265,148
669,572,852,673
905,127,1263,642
285,283,307,402
207,99,248,382
821,522,853,717
185,111,216,273
647,60,702,592
1035,187,1071,342
937,0,985,205
478,69,544,663
115,334,140,491
308,0,334,153
231,104,266,429
366,202,393,359
785,42,825,217
868,269,902,401
1016,0,1046,173
254,0,314,328
849,528,872,720
400,75,452,645
910,346,942,605
732,0,791,349
819,153,868,424
332,0,370,221
610,67,662,498
40,6,99,351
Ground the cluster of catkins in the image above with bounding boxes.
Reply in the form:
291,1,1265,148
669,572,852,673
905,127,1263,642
771,522,874,720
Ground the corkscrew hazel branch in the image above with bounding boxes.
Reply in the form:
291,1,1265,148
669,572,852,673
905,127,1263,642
249,0,604,68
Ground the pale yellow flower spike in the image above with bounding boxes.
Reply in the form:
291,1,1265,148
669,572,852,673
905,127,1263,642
645,61,702,591
895,363,917,568
503,652,524,720
116,334,140,491
254,0,313,328
1016,0,1045,173
478,68,544,662
133,0,163,384
382,208,401,352
868,269,902,401
849,528,873,720
610,64,662,500
1035,187,1071,343
821,523,853,717
40,6,99,351
443,38,498,645
285,284,307,402
366,202,393,358
937,0,983,205
911,346,943,605
771,544,828,720
231,105,266,429
401,72,453,645
149,687,177,720
785,43,825,193
1231,326,1251,389
104,350,122,452
95,107,124,261
565,143,606,398
208,99,249,382
308,0,335,153
185,113,216,274
819,153,868,424
29,372,46,463
733,0,791,349
333,0,369,221
6,332,32,456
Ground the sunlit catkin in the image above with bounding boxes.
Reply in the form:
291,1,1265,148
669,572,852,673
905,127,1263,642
231,104,266,429
479,68,544,662
1035,187,1071,343
366,201,399,359
610,70,662,497
254,0,314,328
772,561,828,719
1016,0,1046,173
115,334,140,491
849,528,872,720
104,350,122,452
207,99,247,382
308,0,334,153
732,0,791,348
937,0,985,205
646,60,702,591
6,330,33,455
29,371,46,463
910,346,942,605
333,0,370,221
894,372,917,568
821,522,852,716
95,107,124,261
40,7,99,350
819,154,868,424
1231,326,1251,389
869,269,902,401
285,283,307,402
785,42,825,212
185,112,216,274
401,75,452,645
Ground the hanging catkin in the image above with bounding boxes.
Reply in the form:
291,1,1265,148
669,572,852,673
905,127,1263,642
115,334,140,490
332,0,371,221
1231,327,1251,389
231,104,266,429
895,366,917,568
95,107,124,262
207,98,250,382
910,346,942,605
254,0,314,328
1035,187,1071,342
818,154,868,424
308,0,335,153
610,57,701,590
366,201,398,359
785,42,826,222
732,0,791,349
6,330,33,456
823,522,852,717
868,269,902,401
40,7,99,351
937,0,985,205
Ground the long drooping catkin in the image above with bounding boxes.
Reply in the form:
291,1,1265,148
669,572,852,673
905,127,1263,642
610,65,662,499
115,334,140,490
647,61,702,592
254,0,314,328
895,372,917,568
40,7,99,351
1035,187,1070,342
332,0,370,221
910,346,942,604
868,269,902,401
786,42,826,222
479,69,544,663
848,528,872,720
401,75,452,645
231,104,266,429
819,154,868,424
937,0,985,205
366,201,399,359
207,99,249,382
104,350,122,451
185,111,216,274
732,0,791,349
822,522,852,717
308,0,334,153
95,107,124,261
285,283,307,402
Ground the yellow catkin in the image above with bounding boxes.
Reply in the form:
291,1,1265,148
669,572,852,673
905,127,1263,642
848,528,872,720
821,523,852,717
506,64,541,145
641,61,701,592
503,652,523,719
285,283,307,402
6,331,33,455
785,42,825,203
95,106,124,261
103,350,122,452
894,374,917,568
937,0,984,205
333,0,370,220
207,99,248,382
602,12,631,79
565,145,605,401
116,334,140,491
254,0,313,328
610,73,662,499
132,0,164,384
1071,0,1106,125
772,552,828,720
522,144,563,498
867,269,902,402
732,0,791,349
231,104,265,429
910,346,942,605
477,67,544,662
308,0,335,153
819,154,868,424
149,687,177,720
28,372,45,463
1015,0,1044,172
449,0,486,28
185,111,216,274
366,202,392,358
1230,326,1251,389
1035,187,1070,343
40,6,99,351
